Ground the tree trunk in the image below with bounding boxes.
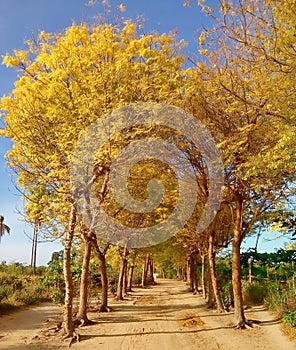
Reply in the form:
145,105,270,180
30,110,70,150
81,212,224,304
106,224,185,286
201,253,206,299
177,264,182,280
63,206,76,338
187,253,197,293
127,265,134,292
208,231,224,312
30,220,39,274
123,258,128,296
141,253,150,288
116,262,125,300
177,264,186,281
232,193,247,328
148,257,155,284
0,215,3,238
207,269,215,308
187,255,194,292
91,237,110,312
98,251,109,312
248,259,253,284
76,234,92,326
116,247,128,300
192,254,198,294
182,265,187,281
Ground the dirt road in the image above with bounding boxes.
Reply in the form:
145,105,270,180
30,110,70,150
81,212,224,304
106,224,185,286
0,279,295,349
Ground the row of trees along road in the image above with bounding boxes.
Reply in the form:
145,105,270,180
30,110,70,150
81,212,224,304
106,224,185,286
0,0,295,337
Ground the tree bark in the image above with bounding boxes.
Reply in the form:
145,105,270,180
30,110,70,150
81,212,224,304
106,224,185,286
91,237,110,312
207,268,215,308
177,264,181,280
63,206,76,338
182,265,187,281
187,253,198,293
76,233,92,326
192,254,198,294
30,220,39,274
187,255,194,292
127,265,134,292
141,253,150,288
148,257,155,284
123,258,128,296
208,230,224,312
201,253,206,299
116,247,128,300
98,250,109,312
177,264,186,281
232,193,247,328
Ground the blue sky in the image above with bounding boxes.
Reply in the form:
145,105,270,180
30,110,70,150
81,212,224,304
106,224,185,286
0,0,290,266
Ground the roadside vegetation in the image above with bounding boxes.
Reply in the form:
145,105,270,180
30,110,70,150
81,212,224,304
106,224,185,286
0,244,295,336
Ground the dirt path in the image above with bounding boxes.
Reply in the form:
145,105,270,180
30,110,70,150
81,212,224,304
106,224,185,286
0,303,61,349
0,279,295,349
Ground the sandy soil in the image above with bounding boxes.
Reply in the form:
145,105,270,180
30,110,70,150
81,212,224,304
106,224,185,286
0,279,295,350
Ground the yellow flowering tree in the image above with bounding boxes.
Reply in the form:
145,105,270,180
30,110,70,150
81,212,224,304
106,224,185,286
185,0,296,328
0,20,187,336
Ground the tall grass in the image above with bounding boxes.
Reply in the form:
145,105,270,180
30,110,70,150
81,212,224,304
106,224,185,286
0,263,55,313
241,278,296,329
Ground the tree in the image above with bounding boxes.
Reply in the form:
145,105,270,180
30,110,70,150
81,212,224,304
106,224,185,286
207,203,233,312
0,215,10,242
62,205,77,339
116,246,128,300
185,0,296,327
75,225,93,326
126,249,139,292
30,219,40,274
92,238,110,312
1,19,188,331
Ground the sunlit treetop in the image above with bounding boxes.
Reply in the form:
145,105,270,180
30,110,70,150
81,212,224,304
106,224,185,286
0,20,189,231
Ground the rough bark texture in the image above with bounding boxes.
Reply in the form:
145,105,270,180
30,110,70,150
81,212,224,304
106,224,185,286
63,206,76,338
76,235,92,325
232,193,247,328
208,231,224,312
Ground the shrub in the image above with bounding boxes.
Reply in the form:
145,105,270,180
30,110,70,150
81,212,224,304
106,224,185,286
13,290,40,305
283,308,296,328
221,281,233,307
0,286,11,302
51,290,65,305
264,281,296,316
243,281,267,304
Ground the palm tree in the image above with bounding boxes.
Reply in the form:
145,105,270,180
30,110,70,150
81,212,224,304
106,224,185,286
0,215,10,242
